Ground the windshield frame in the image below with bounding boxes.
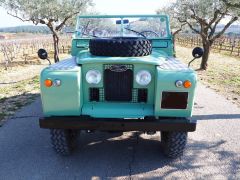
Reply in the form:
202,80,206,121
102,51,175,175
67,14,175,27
75,15,171,39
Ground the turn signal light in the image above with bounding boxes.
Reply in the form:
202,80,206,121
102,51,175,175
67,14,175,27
183,80,192,88
44,79,53,87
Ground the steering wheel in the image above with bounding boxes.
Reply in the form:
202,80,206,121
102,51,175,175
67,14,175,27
140,30,159,38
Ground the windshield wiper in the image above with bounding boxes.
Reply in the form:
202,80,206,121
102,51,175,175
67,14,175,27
124,28,147,38
82,32,98,38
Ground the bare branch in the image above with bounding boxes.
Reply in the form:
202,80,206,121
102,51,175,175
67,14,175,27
208,10,221,27
172,22,187,36
212,16,238,41
189,7,208,26
208,8,228,39
56,11,79,31
7,12,32,22
178,18,198,33
7,12,47,25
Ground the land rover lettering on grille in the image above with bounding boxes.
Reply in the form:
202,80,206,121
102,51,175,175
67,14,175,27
109,65,128,72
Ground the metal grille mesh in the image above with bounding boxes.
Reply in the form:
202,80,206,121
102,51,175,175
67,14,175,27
88,64,147,103
104,68,133,101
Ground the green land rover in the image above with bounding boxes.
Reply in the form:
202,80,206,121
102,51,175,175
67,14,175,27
38,15,203,158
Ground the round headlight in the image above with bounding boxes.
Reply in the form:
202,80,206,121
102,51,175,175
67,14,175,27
136,70,151,86
86,70,101,84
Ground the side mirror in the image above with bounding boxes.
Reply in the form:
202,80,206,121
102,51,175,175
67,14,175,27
37,49,51,65
188,47,204,67
38,49,48,59
192,47,204,58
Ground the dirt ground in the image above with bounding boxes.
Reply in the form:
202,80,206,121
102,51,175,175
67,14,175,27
175,45,240,106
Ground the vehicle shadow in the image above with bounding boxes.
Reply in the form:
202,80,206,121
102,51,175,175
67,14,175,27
191,114,240,120
0,93,40,125
52,131,239,179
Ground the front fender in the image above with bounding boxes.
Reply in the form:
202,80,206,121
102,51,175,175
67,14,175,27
154,67,197,117
40,66,82,116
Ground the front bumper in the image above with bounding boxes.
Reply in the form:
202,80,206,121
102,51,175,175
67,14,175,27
39,116,196,132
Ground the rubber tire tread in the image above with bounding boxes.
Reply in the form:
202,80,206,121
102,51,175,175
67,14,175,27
89,37,152,57
161,131,188,158
50,129,78,156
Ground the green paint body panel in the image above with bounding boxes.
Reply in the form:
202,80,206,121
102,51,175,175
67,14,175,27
154,67,197,117
40,66,82,116
82,103,154,118
40,15,197,123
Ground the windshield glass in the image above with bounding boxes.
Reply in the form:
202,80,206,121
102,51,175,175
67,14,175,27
76,16,170,39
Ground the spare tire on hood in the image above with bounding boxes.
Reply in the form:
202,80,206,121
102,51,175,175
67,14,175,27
89,37,152,57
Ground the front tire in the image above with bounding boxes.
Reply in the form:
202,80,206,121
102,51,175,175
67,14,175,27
161,131,188,158
50,129,79,156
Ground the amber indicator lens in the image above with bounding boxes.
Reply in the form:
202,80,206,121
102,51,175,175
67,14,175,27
45,79,53,87
183,80,192,88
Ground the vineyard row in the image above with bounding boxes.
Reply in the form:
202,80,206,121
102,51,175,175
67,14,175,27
1,35,240,69
0,36,72,69
176,35,240,56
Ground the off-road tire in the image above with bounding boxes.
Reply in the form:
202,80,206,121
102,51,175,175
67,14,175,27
50,129,79,156
161,131,188,158
89,37,152,57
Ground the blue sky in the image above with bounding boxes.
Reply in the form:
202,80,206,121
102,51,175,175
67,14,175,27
0,0,174,28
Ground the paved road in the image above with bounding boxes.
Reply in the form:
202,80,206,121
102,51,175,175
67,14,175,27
0,84,240,180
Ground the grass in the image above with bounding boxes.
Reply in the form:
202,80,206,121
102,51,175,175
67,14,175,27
0,76,40,124
0,51,70,126
176,45,240,106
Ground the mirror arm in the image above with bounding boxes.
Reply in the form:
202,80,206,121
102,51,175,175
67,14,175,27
188,57,197,68
47,58,51,65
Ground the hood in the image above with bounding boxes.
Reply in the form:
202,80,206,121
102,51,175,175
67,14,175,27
76,50,167,66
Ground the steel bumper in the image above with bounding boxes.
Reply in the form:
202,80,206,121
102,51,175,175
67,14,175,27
39,116,196,132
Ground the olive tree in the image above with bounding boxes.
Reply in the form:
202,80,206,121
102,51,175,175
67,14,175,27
0,0,93,62
166,0,239,70
222,0,240,10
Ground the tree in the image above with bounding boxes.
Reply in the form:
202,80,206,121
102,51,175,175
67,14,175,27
167,0,239,70
222,0,240,10
0,0,93,63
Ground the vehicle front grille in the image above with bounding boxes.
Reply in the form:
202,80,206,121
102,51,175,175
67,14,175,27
138,89,148,102
104,64,133,102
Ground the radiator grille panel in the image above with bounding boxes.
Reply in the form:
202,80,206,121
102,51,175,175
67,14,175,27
104,64,133,102
89,88,99,102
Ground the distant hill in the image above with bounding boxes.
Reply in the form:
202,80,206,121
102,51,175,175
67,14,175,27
0,25,75,34
216,24,240,34
0,25,51,34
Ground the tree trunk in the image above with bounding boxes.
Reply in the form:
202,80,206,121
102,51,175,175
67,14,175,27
52,33,60,63
200,42,211,70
